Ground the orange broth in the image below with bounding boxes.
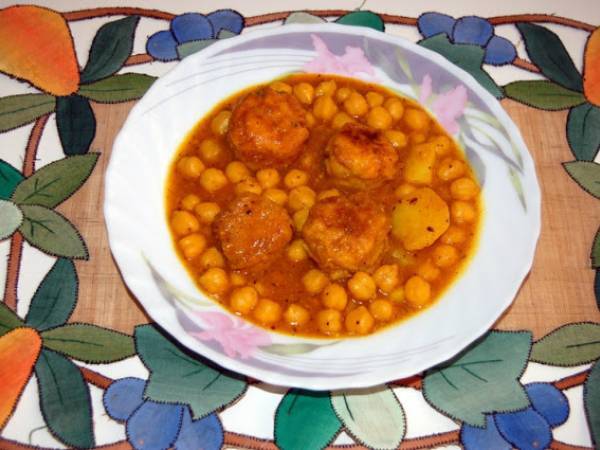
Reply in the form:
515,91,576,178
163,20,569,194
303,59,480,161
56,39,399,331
165,74,482,338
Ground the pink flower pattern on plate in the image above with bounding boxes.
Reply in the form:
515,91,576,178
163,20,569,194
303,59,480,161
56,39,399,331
190,311,272,359
303,34,376,79
420,74,468,135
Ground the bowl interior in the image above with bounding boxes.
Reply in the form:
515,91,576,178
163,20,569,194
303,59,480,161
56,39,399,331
105,23,540,389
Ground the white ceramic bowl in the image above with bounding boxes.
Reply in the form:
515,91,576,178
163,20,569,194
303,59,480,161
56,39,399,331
104,24,541,390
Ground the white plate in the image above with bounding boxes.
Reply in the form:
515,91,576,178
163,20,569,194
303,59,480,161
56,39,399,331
104,24,541,390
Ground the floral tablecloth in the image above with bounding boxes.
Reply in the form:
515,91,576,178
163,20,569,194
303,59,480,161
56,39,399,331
1,1,599,449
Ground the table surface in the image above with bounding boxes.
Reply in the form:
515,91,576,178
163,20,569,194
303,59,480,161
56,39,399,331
1,1,599,449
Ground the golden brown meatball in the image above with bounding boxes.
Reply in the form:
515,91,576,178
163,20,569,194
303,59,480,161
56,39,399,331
301,193,390,273
227,88,309,168
215,194,293,270
325,123,398,189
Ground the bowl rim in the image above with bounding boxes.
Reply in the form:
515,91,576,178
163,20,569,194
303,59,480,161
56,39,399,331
104,22,542,389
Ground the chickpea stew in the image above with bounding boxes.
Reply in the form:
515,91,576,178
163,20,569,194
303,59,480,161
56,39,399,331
165,74,482,338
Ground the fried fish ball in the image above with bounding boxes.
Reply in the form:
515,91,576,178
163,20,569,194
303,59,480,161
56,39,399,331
227,89,309,168
215,194,293,270
302,193,390,272
325,123,399,190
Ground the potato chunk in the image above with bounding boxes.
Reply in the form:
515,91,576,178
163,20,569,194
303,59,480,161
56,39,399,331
404,143,436,185
392,187,449,251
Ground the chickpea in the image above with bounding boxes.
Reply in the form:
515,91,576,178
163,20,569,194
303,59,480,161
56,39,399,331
200,168,228,193
345,306,374,335
194,202,220,223
433,244,460,268
344,92,368,116
263,188,288,206
336,87,352,102
293,208,310,232
417,260,440,282
211,110,231,135
178,233,206,260
389,286,405,303
404,108,429,131
348,272,376,300
230,286,258,315
200,247,225,269
180,194,201,211
256,168,281,189
384,98,404,120
288,186,316,211
230,272,246,286
225,161,250,183
384,130,408,149
315,80,337,97
330,269,349,281
451,201,476,224
177,156,205,178
441,226,467,245
284,169,308,188
253,298,282,325
199,268,229,294
367,106,393,130
293,82,315,104
313,96,338,121
404,275,431,307
431,135,451,156
332,112,354,129
284,303,310,327
410,132,427,145
171,210,200,236
366,91,384,107
404,143,436,185
370,299,393,321
302,269,329,294
437,158,466,181
235,178,262,196
450,177,479,200
321,283,348,311
305,112,316,127
287,239,308,262
317,309,342,335
199,139,224,164
394,183,415,198
373,264,400,293
270,81,292,93
317,188,340,201
253,281,267,296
